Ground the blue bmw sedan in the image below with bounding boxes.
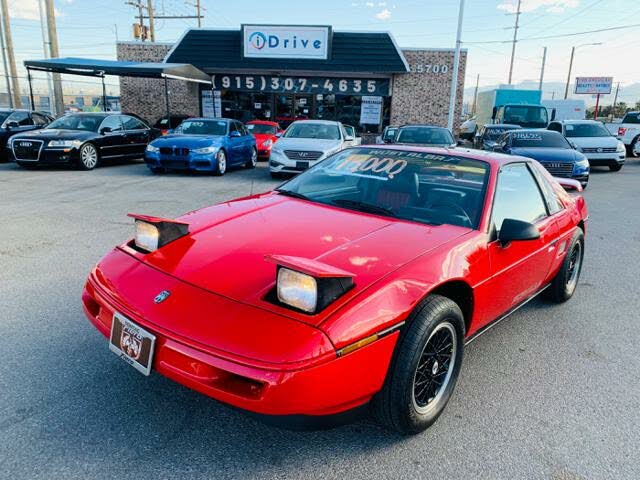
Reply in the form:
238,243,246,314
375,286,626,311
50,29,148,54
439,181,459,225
145,118,257,175
492,129,590,188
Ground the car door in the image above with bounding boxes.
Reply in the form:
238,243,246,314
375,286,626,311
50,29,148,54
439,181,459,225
97,115,127,159
483,162,559,323
239,122,254,159
227,122,245,165
121,115,150,157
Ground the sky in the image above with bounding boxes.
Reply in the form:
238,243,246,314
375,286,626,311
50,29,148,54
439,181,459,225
5,0,640,102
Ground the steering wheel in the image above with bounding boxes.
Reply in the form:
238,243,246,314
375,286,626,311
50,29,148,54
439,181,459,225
427,202,473,228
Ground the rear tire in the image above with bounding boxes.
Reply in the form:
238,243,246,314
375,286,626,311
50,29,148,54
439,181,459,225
245,147,257,169
77,143,99,170
372,294,465,435
546,228,584,303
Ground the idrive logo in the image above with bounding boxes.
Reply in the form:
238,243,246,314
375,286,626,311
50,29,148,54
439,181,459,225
249,32,267,50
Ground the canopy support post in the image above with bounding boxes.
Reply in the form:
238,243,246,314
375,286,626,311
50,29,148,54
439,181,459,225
101,75,107,112
164,76,171,125
27,68,35,110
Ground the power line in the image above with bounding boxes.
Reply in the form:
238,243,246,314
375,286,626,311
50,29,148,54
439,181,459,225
463,23,640,44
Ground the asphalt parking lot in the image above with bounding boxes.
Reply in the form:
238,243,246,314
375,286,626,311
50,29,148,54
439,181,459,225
1,157,639,480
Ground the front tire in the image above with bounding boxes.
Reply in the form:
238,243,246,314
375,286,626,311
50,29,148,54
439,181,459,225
245,147,257,169
609,162,623,172
214,149,227,176
372,294,465,435
546,228,584,303
77,143,99,170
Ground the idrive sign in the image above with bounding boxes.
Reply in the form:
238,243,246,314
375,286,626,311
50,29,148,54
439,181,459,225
243,25,331,60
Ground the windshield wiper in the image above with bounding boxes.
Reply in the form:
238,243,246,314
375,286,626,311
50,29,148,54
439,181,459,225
331,199,396,218
276,189,312,201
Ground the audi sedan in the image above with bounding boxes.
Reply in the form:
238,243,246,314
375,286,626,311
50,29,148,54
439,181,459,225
82,146,587,434
10,113,159,170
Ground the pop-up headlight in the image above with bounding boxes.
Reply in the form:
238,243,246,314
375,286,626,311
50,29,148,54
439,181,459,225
267,255,355,314
128,214,189,253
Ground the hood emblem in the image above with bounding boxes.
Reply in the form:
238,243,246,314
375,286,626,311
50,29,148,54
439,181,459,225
154,290,171,304
597,147,603,153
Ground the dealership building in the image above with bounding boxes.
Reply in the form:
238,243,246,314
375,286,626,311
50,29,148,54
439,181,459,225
117,25,467,133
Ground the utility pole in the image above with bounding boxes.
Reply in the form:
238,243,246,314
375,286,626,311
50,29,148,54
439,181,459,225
195,0,201,27
0,10,12,108
564,46,575,99
185,0,204,27
45,0,64,116
447,0,465,132
538,46,547,91
507,0,522,85
38,0,54,113
127,0,146,41
612,82,620,117
471,73,479,116
147,0,155,41
1,0,21,108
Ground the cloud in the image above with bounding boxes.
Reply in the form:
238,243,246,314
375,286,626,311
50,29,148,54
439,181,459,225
375,8,392,19
497,0,579,14
366,1,375,7
8,0,64,20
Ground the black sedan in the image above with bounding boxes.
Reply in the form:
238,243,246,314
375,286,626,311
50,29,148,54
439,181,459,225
10,113,160,170
472,123,522,151
0,109,54,161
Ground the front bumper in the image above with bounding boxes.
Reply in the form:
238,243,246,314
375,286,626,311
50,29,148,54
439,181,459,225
582,151,626,166
11,145,80,165
82,249,396,418
145,151,218,172
269,154,323,175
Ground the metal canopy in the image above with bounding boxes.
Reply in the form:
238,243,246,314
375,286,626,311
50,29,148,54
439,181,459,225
23,57,212,120
23,57,212,83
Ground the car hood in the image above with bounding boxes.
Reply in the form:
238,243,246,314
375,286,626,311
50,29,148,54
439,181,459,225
272,137,342,152
151,134,224,148
131,193,470,325
568,136,620,148
510,147,583,162
11,129,97,141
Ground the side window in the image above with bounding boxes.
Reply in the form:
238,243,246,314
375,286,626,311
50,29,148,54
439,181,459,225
32,113,48,126
229,122,238,136
8,111,32,126
100,116,124,132
239,123,249,136
529,162,564,214
122,115,147,130
548,122,562,133
492,163,548,233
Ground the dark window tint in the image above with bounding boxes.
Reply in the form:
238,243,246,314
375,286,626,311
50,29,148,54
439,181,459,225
396,126,454,145
492,163,548,232
8,111,33,126
100,116,124,132
547,122,562,133
510,131,570,149
47,115,103,132
246,123,277,135
622,112,640,124
32,113,49,126
122,115,147,130
564,122,611,137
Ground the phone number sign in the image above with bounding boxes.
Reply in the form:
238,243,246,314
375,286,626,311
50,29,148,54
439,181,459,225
211,74,390,96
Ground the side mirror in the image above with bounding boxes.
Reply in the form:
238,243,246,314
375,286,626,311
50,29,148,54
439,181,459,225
6,121,19,129
100,126,112,135
550,108,557,121
275,131,283,138
229,130,241,138
498,218,540,246
491,106,497,121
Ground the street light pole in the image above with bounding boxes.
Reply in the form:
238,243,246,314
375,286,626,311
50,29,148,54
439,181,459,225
564,42,602,99
447,0,465,132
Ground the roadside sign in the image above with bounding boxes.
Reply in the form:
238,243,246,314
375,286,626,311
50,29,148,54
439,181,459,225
575,77,613,95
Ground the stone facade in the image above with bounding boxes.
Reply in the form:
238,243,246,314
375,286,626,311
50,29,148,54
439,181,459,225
117,42,467,130
117,42,200,124
391,49,467,130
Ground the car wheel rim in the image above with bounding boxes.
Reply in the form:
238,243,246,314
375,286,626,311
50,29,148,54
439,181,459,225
566,241,582,294
218,152,226,173
81,145,97,168
412,321,457,414
251,148,257,166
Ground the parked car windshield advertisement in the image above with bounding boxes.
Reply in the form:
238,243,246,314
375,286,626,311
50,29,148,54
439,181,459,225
283,123,340,140
246,123,277,135
47,115,102,132
396,127,454,145
279,148,489,228
485,126,518,140
511,131,570,148
175,120,227,136
564,123,612,137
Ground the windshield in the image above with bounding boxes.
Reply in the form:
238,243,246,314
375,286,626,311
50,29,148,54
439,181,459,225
396,127,454,145
277,148,490,229
564,123,611,138
284,123,340,140
503,106,549,128
46,115,102,132
0,112,11,124
511,131,571,149
485,126,520,141
175,120,227,136
247,123,277,135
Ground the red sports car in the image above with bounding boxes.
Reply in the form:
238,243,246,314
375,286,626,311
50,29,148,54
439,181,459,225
246,120,282,160
82,146,588,434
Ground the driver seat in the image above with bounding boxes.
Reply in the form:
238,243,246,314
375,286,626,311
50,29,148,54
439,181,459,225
375,172,420,210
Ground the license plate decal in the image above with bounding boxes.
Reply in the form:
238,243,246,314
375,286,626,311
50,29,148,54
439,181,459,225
109,312,156,376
